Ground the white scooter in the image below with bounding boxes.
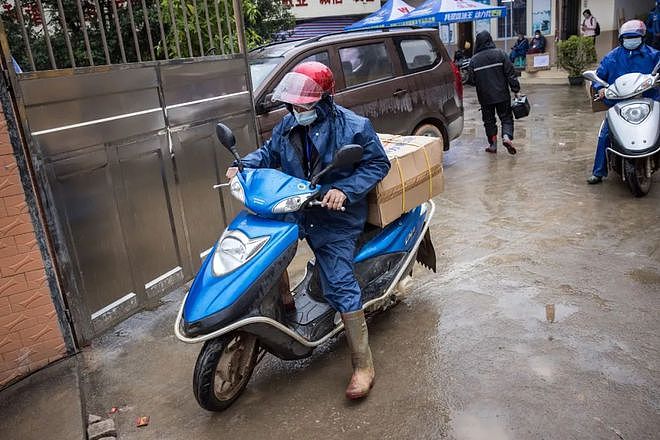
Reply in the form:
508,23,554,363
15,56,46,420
583,65,660,197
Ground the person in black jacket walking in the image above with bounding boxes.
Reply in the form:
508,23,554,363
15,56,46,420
469,30,521,154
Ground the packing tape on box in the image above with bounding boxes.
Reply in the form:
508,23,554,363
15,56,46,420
374,135,439,209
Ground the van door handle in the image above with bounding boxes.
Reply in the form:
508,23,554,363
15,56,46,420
393,89,409,98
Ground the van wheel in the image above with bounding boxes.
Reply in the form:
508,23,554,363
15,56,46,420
413,123,443,140
193,332,258,411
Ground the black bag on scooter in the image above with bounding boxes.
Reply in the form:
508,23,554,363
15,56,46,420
512,95,530,119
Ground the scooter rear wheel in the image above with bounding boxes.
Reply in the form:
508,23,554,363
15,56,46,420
193,332,258,411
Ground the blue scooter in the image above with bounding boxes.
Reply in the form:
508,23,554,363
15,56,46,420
175,123,437,411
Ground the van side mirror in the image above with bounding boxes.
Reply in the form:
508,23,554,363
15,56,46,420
215,123,242,169
256,93,277,114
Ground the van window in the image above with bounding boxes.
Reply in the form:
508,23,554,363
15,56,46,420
298,51,330,68
399,39,437,70
339,43,393,88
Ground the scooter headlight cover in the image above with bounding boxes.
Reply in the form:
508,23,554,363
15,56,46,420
605,88,618,100
619,102,651,124
229,176,245,203
272,193,314,214
634,77,654,94
212,230,269,276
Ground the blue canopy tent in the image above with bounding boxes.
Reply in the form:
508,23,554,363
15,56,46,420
345,0,415,31
386,0,507,28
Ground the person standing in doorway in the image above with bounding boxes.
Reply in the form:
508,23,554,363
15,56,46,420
469,31,521,155
581,9,599,41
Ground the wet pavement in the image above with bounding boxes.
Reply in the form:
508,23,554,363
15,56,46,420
80,85,660,439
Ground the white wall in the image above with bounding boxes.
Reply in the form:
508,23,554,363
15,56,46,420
580,0,616,31
581,0,654,32
613,0,655,25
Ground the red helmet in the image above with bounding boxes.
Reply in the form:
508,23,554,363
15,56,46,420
272,61,335,106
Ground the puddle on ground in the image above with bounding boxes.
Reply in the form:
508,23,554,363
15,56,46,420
451,403,511,440
496,289,579,329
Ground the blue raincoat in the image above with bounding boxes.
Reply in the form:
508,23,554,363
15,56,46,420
241,98,391,312
590,44,660,177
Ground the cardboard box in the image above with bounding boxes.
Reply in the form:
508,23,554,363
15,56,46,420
584,82,608,113
525,53,551,72
367,134,444,227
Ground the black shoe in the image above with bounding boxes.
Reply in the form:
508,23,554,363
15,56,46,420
485,146,497,153
502,135,517,155
587,175,603,184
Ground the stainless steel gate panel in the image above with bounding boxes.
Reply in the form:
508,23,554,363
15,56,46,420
160,57,249,126
161,58,258,270
115,135,185,299
0,0,258,343
19,69,159,105
49,149,136,328
170,124,227,271
20,70,164,157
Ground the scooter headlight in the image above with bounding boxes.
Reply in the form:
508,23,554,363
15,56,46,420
212,230,269,276
619,103,651,124
272,193,314,214
229,176,245,203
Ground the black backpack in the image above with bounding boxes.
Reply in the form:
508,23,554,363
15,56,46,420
595,20,601,36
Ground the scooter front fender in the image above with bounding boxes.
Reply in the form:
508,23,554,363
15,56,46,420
181,211,298,337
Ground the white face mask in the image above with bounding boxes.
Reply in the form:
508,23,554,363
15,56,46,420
293,108,317,126
623,37,642,50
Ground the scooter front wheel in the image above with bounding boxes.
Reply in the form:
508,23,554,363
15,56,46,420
193,332,258,411
624,159,652,197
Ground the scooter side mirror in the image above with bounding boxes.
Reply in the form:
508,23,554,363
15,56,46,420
309,144,363,188
332,144,363,169
216,123,236,150
653,59,660,75
215,123,242,169
583,70,609,88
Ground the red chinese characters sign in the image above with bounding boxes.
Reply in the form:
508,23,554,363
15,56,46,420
282,0,379,19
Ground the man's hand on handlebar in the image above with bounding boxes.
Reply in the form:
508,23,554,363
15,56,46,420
322,188,347,211
598,88,606,100
226,167,238,180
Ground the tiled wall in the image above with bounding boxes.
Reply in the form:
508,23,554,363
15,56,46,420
0,107,66,387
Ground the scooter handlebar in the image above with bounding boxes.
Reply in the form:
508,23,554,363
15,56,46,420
307,200,346,212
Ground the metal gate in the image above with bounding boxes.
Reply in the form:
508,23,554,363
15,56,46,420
0,0,257,343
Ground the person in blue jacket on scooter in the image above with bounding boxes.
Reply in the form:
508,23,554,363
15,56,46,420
226,61,390,399
645,0,660,50
587,20,660,184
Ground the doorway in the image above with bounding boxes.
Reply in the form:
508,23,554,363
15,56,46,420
561,0,580,39
457,22,474,58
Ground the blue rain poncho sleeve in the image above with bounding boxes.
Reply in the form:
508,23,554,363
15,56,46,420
330,119,391,204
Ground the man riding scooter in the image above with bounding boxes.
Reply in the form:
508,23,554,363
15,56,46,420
226,62,391,399
587,20,660,184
